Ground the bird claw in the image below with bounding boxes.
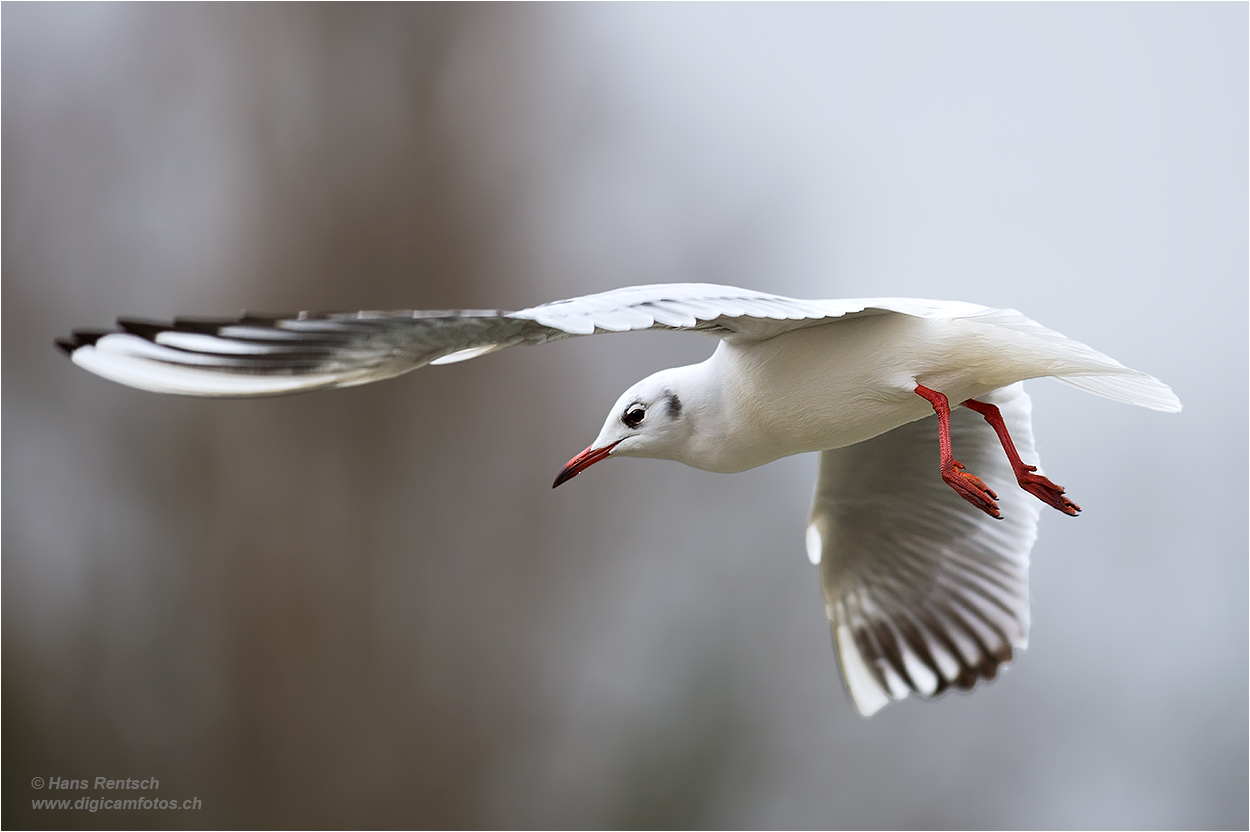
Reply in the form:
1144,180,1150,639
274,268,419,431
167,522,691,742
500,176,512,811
1018,469,1081,516
943,460,1001,519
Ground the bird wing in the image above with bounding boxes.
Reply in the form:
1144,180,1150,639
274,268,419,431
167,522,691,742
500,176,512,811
56,283,984,397
807,382,1041,716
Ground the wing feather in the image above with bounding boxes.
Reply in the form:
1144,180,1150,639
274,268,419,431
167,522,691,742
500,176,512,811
810,383,1041,716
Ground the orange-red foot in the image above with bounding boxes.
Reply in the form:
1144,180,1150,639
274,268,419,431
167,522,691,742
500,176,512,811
1016,465,1081,516
960,396,1082,518
943,459,1001,519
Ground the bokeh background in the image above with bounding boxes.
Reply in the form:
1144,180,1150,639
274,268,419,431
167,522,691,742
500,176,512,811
4,4,1246,829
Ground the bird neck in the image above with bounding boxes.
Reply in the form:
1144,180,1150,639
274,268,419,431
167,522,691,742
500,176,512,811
665,347,792,474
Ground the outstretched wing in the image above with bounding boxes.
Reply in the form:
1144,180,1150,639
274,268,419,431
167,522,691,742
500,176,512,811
808,383,1042,716
57,309,552,397
56,283,984,397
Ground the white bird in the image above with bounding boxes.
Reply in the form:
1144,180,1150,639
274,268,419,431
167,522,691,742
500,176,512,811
57,283,1180,715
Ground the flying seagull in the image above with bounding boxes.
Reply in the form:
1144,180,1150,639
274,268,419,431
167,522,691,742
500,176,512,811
56,283,1180,715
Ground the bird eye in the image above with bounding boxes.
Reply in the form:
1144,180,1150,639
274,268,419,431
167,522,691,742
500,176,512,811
622,405,646,428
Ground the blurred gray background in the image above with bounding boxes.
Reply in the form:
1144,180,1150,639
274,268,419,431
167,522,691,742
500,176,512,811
4,4,1246,829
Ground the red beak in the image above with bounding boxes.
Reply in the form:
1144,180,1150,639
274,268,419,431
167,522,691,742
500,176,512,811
552,442,618,488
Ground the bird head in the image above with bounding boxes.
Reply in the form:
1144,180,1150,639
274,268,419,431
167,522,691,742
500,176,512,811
552,369,694,487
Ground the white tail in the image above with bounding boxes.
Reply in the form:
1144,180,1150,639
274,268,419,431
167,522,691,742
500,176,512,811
965,307,1182,413
1054,371,1181,413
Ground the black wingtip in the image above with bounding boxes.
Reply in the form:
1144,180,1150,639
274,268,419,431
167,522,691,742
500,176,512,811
57,329,111,356
171,316,229,334
116,317,166,340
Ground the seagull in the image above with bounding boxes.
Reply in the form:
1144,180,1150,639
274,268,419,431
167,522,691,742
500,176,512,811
56,283,1180,715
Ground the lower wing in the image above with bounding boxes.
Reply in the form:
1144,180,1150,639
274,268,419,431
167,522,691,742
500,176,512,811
808,383,1042,716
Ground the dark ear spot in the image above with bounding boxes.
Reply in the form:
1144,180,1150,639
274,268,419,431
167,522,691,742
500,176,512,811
666,393,682,418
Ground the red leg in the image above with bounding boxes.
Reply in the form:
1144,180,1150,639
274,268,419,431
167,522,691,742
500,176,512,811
962,398,1081,516
914,385,1001,519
